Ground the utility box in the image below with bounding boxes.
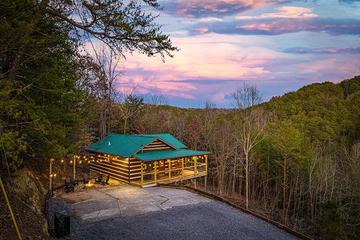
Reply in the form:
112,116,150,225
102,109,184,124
54,212,70,238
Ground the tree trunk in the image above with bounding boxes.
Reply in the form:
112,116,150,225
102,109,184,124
245,152,249,210
123,118,127,134
283,156,287,224
232,160,236,193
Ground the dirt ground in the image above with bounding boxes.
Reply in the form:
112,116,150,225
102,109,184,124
0,179,48,240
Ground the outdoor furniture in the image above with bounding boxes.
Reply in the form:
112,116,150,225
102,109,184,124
95,174,103,184
144,174,152,181
64,179,75,193
101,175,109,185
94,174,109,185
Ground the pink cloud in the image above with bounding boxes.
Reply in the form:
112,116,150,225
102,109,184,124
298,58,360,77
194,27,209,34
236,6,318,19
238,23,273,31
116,33,289,100
123,34,281,81
164,0,286,18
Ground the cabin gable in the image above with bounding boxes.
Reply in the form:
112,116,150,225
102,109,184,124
138,138,175,153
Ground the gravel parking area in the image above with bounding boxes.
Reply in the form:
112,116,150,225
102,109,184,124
47,185,298,240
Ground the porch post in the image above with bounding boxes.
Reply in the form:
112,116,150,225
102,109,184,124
49,158,54,196
140,162,144,186
181,158,184,178
205,155,208,175
154,161,157,183
73,155,76,180
168,159,171,180
205,154,208,191
194,157,197,176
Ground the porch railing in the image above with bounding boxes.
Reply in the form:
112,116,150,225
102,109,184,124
137,155,208,187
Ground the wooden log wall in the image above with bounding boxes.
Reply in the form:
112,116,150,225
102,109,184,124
89,154,130,182
89,154,144,183
129,158,142,181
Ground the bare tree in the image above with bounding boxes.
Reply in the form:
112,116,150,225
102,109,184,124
149,94,168,106
232,83,262,109
79,44,121,139
76,43,122,140
90,45,121,139
232,83,269,209
117,89,144,134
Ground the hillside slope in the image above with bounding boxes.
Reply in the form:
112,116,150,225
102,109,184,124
264,76,360,145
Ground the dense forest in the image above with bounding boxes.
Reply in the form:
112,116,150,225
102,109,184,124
1,1,359,239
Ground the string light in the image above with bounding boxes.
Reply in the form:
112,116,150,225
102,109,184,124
70,160,73,164
61,159,64,164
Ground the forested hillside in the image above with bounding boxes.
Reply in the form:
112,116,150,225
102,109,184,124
126,77,360,239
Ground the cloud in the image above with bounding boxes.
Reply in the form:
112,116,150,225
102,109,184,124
117,33,290,101
161,0,287,18
284,47,360,54
116,30,360,106
187,4,360,36
115,35,360,106
340,0,360,3
191,18,360,35
197,17,224,23
294,58,360,80
236,6,317,19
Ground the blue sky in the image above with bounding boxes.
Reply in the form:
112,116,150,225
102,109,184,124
116,0,360,108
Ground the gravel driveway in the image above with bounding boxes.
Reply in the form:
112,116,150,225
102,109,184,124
48,185,298,240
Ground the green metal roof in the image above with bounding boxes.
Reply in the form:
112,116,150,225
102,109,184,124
134,149,210,162
86,134,155,157
86,133,209,160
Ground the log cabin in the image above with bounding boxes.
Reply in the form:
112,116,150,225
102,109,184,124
85,133,209,187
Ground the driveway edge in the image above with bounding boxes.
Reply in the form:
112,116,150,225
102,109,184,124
158,183,312,240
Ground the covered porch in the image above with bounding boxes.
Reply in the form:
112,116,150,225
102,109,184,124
133,155,208,187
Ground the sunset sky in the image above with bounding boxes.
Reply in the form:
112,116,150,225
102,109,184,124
118,0,360,108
